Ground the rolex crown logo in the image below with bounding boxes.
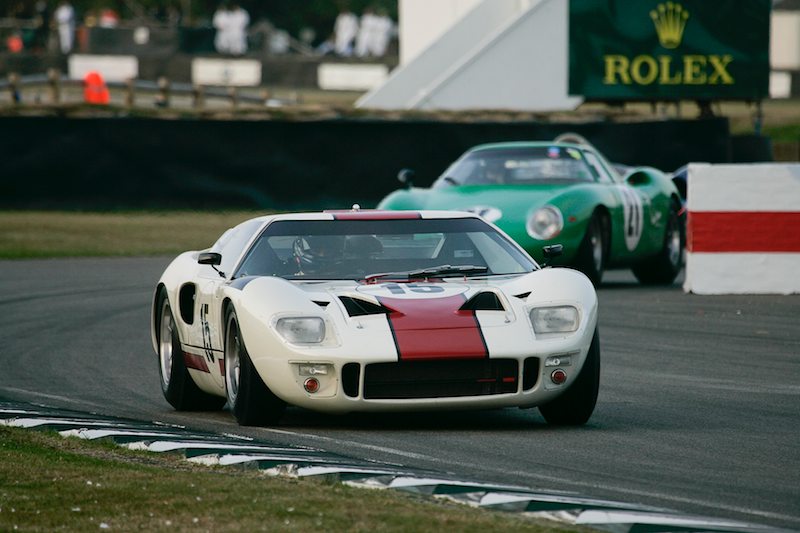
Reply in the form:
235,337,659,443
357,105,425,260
650,2,689,49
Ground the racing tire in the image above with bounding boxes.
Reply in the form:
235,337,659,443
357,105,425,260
574,212,608,287
224,307,286,426
632,201,684,285
538,328,600,426
156,289,226,411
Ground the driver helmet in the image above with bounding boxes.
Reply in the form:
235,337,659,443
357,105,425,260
292,235,345,274
483,158,506,184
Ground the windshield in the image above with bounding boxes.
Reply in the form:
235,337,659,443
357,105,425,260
234,218,537,280
434,146,597,187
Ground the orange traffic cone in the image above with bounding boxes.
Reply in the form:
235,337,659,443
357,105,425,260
83,71,110,105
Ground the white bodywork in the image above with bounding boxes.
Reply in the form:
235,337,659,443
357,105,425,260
151,211,598,414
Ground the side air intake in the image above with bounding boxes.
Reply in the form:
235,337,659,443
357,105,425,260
338,296,390,317
460,292,505,311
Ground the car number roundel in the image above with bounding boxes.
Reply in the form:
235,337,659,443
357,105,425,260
357,283,468,300
463,206,503,223
617,185,644,251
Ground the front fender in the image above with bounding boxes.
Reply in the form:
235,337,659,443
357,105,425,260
226,277,331,362
150,251,201,354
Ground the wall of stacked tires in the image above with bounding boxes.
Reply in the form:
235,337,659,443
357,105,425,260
0,116,770,210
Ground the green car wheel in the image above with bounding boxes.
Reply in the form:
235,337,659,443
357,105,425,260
632,202,685,285
574,211,609,286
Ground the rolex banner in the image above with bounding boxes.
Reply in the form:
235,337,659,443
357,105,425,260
568,0,770,100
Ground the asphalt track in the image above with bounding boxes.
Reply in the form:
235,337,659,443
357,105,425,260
1,257,798,530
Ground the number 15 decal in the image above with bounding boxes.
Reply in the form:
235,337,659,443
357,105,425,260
383,283,445,295
357,283,466,299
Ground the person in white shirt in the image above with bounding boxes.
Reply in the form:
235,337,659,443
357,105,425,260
228,3,250,55
368,7,393,57
54,0,75,54
213,3,232,54
354,7,376,57
333,8,358,56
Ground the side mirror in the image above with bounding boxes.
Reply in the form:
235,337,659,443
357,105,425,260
198,252,222,266
397,168,415,189
198,252,225,278
541,244,563,267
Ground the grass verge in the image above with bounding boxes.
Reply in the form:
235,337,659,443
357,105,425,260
0,425,577,532
0,211,262,259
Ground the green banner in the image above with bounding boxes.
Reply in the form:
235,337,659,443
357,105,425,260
569,0,770,100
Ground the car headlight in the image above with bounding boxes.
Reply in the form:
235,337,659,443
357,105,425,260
526,205,564,240
275,317,325,344
530,306,579,334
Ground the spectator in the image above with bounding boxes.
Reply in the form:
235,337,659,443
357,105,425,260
333,4,358,56
213,2,232,53
354,6,376,58
54,0,75,54
33,0,51,52
355,5,393,58
369,7,394,57
228,3,249,55
213,2,249,55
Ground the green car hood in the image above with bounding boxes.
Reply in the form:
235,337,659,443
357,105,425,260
378,183,601,262
380,184,562,213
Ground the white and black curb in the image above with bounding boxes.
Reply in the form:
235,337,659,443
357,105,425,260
0,401,788,533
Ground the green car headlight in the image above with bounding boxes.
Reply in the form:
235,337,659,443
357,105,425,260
526,206,564,240
530,306,579,334
276,317,326,344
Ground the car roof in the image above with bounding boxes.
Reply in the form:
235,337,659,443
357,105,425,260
466,141,587,152
248,209,480,227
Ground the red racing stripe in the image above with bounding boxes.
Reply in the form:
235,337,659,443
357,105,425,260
330,211,421,220
379,294,488,360
183,351,211,373
688,212,800,253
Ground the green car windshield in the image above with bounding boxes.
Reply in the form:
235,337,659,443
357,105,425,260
434,146,596,187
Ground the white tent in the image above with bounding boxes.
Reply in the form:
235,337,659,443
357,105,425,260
356,0,582,111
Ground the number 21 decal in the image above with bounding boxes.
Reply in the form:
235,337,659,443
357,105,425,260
618,186,644,251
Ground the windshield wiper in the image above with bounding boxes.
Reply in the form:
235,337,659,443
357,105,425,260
364,264,488,283
408,264,488,279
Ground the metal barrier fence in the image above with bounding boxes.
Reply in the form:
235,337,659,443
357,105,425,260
0,71,292,109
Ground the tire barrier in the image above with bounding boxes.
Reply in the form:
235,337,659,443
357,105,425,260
684,163,800,294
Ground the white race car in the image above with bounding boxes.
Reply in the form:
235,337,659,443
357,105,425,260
151,210,600,426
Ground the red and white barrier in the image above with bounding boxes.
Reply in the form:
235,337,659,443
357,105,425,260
683,163,800,294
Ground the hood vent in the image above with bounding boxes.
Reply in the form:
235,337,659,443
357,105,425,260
460,292,505,311
514,292,531,300
339,296,390,317
313,300,330,309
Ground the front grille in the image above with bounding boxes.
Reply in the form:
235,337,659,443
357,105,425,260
363,359,518,400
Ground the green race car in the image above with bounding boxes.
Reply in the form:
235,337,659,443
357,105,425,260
377,134,684,286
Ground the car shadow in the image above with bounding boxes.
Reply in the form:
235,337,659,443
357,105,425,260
276,406,603,432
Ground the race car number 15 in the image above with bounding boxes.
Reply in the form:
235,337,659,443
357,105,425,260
357,283,467,299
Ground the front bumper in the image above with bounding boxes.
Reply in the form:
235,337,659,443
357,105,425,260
250,341,591,414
